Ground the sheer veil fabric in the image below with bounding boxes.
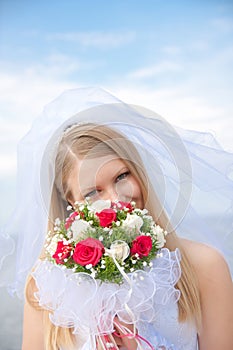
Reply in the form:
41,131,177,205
0,86,233,303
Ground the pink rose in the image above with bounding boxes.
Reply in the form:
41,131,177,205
73,238,104,266
131,235,152,257
65,211,79,230
96,209,117,227
52,241,73,264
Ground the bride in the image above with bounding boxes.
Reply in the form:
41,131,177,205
2,88,233,349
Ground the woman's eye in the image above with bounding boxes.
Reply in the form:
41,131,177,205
84,189,99,199
116,171,130,182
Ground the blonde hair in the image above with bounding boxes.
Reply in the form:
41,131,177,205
26,123,201,349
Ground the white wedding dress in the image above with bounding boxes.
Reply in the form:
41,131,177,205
77,305,198,350
136,305,198,349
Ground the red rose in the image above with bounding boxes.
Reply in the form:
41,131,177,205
52,241,73,264
65,211,79,229
131,235,152,257
73,237,104,266
96,208,117,227
113,201,133,212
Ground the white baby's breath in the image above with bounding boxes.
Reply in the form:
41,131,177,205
67,231,72,239
141,209,148,215
54,218,61,225
85,264,92,269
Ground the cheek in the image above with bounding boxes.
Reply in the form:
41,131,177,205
116,178,143,201
129,178,144,209
131,179,142,198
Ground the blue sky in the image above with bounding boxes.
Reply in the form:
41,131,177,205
1,0,233,223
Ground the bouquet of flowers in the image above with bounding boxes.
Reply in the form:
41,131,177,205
42,200,177,350
45,200,167,284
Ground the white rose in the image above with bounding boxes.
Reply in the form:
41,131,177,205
90,199,111,212
71,219,90,240
109,240,130,262
122,213,143,231
152,225,166,248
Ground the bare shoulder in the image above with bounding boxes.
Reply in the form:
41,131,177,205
180,238,231,272
180,240,233,349
180,238,232,286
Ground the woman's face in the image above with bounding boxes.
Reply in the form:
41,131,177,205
66,155,144,209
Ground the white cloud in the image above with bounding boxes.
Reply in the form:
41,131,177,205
161,46,182,55
0,69,78,179
24,54,82,77
188,40,210,52
211,17,233,32
128,61,182,79
46,31,135,48
0,69,77,118
111,85,233,152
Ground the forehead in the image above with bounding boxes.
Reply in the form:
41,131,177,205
66,155,127,193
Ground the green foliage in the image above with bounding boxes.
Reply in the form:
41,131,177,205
96,256,123,284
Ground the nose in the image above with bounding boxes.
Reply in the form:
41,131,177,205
101,186,131,203
101,187,119,202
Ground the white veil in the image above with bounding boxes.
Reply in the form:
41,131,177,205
0,87,233,300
